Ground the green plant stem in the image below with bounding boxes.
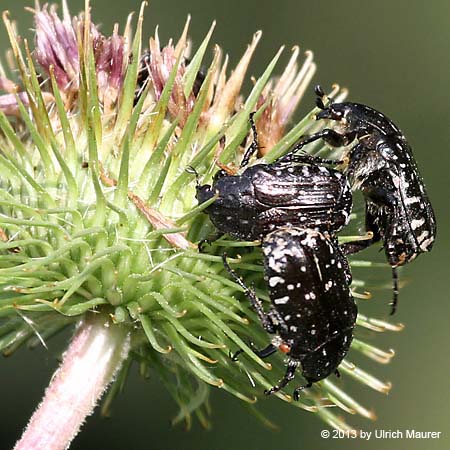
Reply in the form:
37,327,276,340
14,311,130,450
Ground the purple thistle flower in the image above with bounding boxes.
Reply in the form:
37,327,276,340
34,4,79,92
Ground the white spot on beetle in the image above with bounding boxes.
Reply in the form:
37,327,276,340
411,218,425,230
420,236,434,251
417,230,429,243
405,196,421,205
269,276,285,287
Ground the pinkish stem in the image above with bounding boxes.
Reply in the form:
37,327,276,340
14,312,130,450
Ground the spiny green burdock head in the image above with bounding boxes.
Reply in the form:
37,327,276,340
0,1,403,430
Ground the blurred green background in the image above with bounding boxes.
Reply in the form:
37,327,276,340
1,0,449,449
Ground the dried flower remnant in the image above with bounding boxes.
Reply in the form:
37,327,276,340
147,31,196,126
255,47,316,154
0,2,404,449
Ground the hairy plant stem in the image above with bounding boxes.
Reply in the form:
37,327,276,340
14,311,131,450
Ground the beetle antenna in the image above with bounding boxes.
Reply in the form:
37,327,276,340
241,112,260,168
185,165,200,187
315,97,326,109
314,84,325,98
314,84,333,109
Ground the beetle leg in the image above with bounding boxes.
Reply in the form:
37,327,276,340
231,343,277,361
340,203,382,257
359,171,404,314
229,349,242,361
264,361,298,396
280,129,355,162
340,214,378,256
362,185,398,209
240,112,260,168
198,232,225,252
343,169,402,315
314,128,356,147
340,235,375,256
292,381,314,401
390,267,399,315
267,308,289,335
222,253,276,333
253,343,278,358
287,152,344,166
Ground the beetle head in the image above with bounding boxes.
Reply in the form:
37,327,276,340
195,183,215,206
316,103,347,122
213,169,229,182
314,85,350,125
193,167,230,206
316,103,360,136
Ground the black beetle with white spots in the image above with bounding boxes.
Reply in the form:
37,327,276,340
282,86,437,314
222,228,356,399
196,114,353,241
195,89,436,398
